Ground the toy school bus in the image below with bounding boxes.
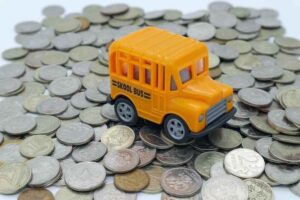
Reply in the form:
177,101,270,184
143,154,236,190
108,27,236,142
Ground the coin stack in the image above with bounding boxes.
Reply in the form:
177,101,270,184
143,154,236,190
0,1,299,200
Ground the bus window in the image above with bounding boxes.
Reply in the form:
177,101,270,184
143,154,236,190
170,75,177,91
121,61,129,77
145,68,151,84
196,59,204,75
133,65,139,80
180,66,192,84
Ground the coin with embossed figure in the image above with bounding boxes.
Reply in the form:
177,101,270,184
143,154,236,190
131,141,156,167
244,178,274,200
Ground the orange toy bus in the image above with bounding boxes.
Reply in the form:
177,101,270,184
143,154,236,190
108,27,236,142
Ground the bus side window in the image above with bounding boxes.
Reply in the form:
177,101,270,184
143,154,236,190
121,61,129,77
180,66,192,84
133,65,139,80
145,68,151,84
196,58,204,75
170,76,177,91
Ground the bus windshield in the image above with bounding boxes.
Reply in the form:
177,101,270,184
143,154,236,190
179,58,205,84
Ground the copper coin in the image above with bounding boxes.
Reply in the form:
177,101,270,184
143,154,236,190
114,169,150,192
18,188,54,200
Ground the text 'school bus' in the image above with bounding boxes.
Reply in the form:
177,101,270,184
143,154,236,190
108,27,236,142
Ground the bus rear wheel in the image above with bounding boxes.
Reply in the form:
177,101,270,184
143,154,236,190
163,115,189,142
114,97,138,125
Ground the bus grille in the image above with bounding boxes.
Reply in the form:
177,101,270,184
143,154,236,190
206,99,227,125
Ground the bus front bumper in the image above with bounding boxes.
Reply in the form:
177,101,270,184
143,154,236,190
189,107,236,138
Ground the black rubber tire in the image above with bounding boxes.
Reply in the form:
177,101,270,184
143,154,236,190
163,114,190,143
114,97,139,126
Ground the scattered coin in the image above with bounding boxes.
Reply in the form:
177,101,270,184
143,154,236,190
238,88,273,108
208,128,242,150
0,143,27,164
139,125,173,149
103,149,139,173
156,147,193,166
64,161,106,192
131,141,156,167
48,77,82,97
201,175,248,200
18,188,54,200
225,148,265,178
269,141,300,164
114,169,149,192
143,165,164,193
79,107,109,126
55,187,93,200
3,115,36,135
30,116,60,135
37,97,68,115
20,135,54,158
72,141,107,162
101,125,135,151
0,162,31,194
50,138,72,160
244,178,274,200
210,161,229,177
265,163,300,185
94,183,137,200
255,137,284,163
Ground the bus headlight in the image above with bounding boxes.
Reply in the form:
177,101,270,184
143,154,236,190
199,114,205,122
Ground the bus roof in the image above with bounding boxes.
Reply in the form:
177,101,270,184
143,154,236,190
110,27,207,65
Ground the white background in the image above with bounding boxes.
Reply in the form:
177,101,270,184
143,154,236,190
0,0,300,199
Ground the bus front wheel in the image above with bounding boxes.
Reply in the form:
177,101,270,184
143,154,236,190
163,115,189,142
114,97,138,125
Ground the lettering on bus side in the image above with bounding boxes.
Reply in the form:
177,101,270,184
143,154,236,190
112,80,151,100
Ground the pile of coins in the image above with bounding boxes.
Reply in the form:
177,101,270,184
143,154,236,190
0,1,300,199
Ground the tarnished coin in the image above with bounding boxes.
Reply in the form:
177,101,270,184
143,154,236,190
210,161,228,177
249,115,279,135
103,149,139,173
225,148,265,178
208,128,242,150
94,183,137,200
268,110,299,135
201,175,248,200
114,169,149,192
192,136,218,151
238,88,273,108
0,143,27,164
55,187,93,200
27,156,61,187
194,151,225,179
244,179,273,200
3,115,36,135
48,77,82,97
69,46,98,62
100,103,119,122
101,125,135,151
143,165,164,193
131,141,156,167
269,141,300,164
56,123,94,145
50,139,72,160
0,162,31,194
240,126,269,139
65,161,106,192
30,116,60,135
20,135,54,158
72,141,107,162
139,125,173,149
37,97,68,115
265,163,300,185
187,22,216,41
161,168,202,198
18,188,54,200
0,78,23,96
219,74,255,91
79,107,109,126
255,138,283,164
156,147,193,166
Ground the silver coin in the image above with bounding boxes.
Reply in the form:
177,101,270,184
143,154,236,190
72,61,94,77
210,161,229,177
187,22,216,41
38,64,67,81
56,123,94,145
64,161,106,192
208,128,242,150
85,88,107,103
139,125,173,149
265,163,300,185
0,63,26,79
0,78,23,96
201,175,248,200
49,77,82,97
72,141,107,162
103,149,139,173
15,21,41,34
30,115,60,135
57,101,80,120
0,143,27,164
3,115,36,135
234,102,258,119
220,74,255,91
161,168,202,198
51,138,73,160
52,32,82,50
94,183,137,200
212,45,239,61
209,1,232,11
224,148,265,178
238,88,273,107
235,21,261,34
101,3,129,16
27,156,61,187
71,92,98,109
100,103,119,122
55,186,93,200
156,147,193,166
269,141,300,164
240,126,269,139
79,107,109,126
42,5,65,17
209,12,237,28
37,97,68,115
157,22,187,36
